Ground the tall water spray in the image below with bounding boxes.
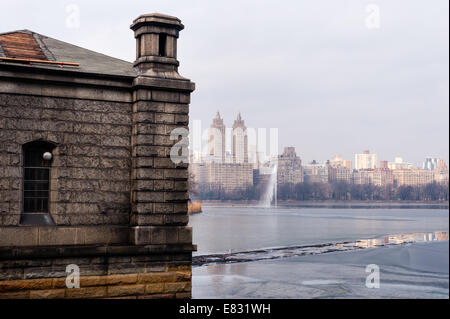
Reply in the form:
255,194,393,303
261,164,277,207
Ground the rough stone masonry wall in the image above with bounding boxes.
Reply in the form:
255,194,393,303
0,93,132,227
0,252,191,299
130,87,192,244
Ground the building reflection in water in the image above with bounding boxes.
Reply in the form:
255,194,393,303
356,231,448,248
207,263,248,276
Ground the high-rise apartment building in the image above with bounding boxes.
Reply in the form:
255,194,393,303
352,169,374,185
191,162,253,193
303,161,329,183
434,159,449,185
355,150,377,170
373,168,394,186
393,169,434,187
388,157,413,170
330,154,352,170
423,157,439,170
232,113,248,163
352,168,393,186
208,112,226,163
277,147,303,185
328,166,353,183
342,160,353,170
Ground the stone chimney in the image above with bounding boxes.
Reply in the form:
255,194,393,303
130,13,184,78
130,13,195,246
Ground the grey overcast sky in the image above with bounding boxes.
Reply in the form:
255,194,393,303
1,0,448,166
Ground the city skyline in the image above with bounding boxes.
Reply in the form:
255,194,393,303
1,0,448,166
195,111,448,169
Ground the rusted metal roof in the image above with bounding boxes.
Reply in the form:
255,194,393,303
0,32,48,60
0,30,136,77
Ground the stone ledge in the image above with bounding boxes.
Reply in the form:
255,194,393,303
0,67,133,90
0,225,129,247
132,76,195,92
0,79,132,103
0,243,197,260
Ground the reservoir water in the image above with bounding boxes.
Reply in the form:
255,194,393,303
190,203,449,298
189,203,449,255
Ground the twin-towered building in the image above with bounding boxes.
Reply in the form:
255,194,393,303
207,112,248,164
191,112,253,193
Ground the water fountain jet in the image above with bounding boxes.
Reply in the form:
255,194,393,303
260,164,277,208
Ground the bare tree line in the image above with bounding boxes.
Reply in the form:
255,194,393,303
193,181,449,202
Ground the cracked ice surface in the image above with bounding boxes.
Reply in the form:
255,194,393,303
193,241,449,298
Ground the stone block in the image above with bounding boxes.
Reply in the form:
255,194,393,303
174,181,188,191
132,203,154,214
38,227,77,246
175,271,191,282
134,191,164,202
173,203,188,213
133,112,155,123
130,214,164,226
105,274,138,286
29,289,65,299
167,265,192,272
175,292,191,299
0,227,38,246
151,91,180,103
129,226,152,245
174,114,189,125
133,146,166,157
79,276,107,287
164,214,188,225
164,169,188,180
164,103,189,114
133,134,154,146
154,157,176,168
0,291,30,299
132,157,154,168
178,227,192,244
153,180,174,191
107,284,145,297
154,113,175,124
179,93,190,104
135,168,165,180
164,191,189,201
165,281,189,293
137,272,176,284
0,278,53,291
133,101,165,113
154,203,173,213
65,286,107,299
145,283,165,294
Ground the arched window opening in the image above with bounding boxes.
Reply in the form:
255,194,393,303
21,141,56,225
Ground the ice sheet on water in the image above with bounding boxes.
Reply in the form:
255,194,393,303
193,230,448,266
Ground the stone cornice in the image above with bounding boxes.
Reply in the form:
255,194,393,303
0,63,134,90
132,75,195,92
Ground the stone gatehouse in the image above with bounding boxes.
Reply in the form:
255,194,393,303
0,13,195,299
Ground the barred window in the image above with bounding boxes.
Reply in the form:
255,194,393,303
21,141,55,225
